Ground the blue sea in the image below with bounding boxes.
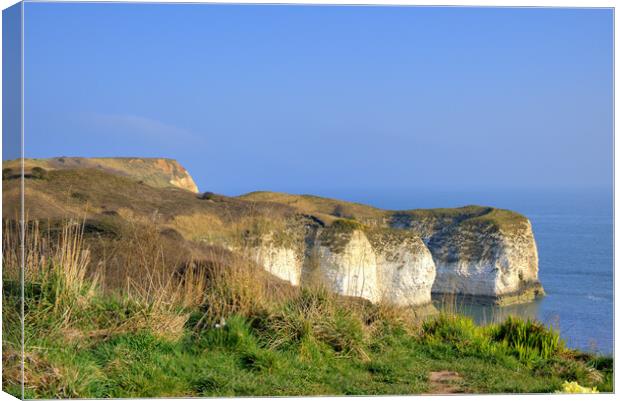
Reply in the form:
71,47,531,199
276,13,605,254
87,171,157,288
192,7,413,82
310,188,614,355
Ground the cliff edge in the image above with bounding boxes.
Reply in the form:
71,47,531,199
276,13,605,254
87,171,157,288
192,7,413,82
2,157,199,193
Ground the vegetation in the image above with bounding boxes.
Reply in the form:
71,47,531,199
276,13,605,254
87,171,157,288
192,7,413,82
198,191,217,200
2,219,613,398
318,218,365,253
2,167,14,180
239,191,528,235
2,156,197,192
30,167,48,180
557,381,600,393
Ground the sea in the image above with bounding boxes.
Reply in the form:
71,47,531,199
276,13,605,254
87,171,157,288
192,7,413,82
309,188,614,355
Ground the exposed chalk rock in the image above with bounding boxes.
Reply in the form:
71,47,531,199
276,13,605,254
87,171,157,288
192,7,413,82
251,243,303,286
247,221,438,307
367,229,436,306
390,207,544,305
316,229,381,303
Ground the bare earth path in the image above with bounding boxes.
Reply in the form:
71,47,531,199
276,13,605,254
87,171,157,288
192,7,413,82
427,371,464,394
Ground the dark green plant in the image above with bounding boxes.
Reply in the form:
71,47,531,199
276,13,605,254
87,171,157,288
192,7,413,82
2,167,13,180
198,191,216,200
31,166,48,180
491,316,563,361
421,313,479,344
71,191,89,203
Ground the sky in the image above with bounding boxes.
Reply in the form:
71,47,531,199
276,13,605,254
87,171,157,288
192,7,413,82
4,3,614,196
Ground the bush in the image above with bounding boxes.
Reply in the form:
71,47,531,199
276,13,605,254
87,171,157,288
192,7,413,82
31,166,48,179
198,315,257,350
261,286,368,359
422,313,479,344
3,167,13,180
332,204,356,220
198,191,216,200
490,316,563,362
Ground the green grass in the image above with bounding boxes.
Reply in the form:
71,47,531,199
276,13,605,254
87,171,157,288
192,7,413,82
4,288,613,398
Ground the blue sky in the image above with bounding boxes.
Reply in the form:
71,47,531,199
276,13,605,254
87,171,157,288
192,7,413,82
7,3,614,195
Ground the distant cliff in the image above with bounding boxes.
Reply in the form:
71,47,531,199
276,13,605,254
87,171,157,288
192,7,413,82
2,157,199,193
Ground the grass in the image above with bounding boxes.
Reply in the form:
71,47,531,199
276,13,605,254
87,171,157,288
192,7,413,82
2,218,613,398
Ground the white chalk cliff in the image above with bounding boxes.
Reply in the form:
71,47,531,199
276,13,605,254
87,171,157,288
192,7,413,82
246,207,543,307
246,222,437,307
389,207,544,305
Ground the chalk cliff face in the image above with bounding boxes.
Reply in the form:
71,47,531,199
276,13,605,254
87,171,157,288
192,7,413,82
205,206,542,307
389,207,543,305
250,240,304,286
316,229,381,302
367,229,436,307
245,222,436,307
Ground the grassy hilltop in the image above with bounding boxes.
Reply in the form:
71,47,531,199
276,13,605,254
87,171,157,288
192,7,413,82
2,159,613,397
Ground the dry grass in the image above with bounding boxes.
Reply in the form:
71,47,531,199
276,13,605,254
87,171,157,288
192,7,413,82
238,191,384,224
3,218,97,327
2,215,214,340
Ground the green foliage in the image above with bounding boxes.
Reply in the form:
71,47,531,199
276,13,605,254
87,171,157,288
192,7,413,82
490,316,563,362
330,218,363,232
422,313,479,344
197,315,257,351
260,287,368,359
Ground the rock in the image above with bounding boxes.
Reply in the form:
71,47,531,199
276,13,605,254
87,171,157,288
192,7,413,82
316,228,381,302
245,207,543,307
391,207,544,305
248,222,437,307
251,242,303,286
367,229,436,307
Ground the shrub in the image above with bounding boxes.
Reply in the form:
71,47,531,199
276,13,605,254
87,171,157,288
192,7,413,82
490,316,563,361
198,191,216,200
422,313,479,344
190,253,272,330
199,315,257,350
2,167,13,180
262,286,368,359
31,166,48,180
332,204,356,220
